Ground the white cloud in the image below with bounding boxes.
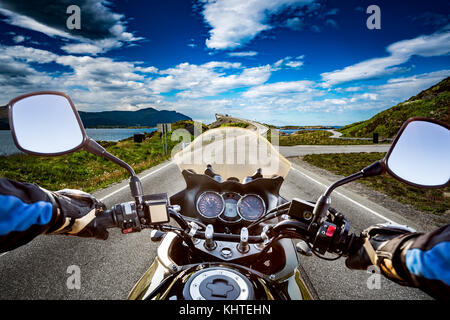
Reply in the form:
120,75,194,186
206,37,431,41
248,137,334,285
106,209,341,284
321,30,450,86
201,0,314,50
285,60,303,68
0,8,78,39
344,86,361,92
150,61,271,98
61,43,104,55
273,55,304,70
227,51,259,57
349,93,377,102
12,35,28,43
323,98,347,105
135,66,159,74
0,45,58,64
372,69,450,100
243,80,314,98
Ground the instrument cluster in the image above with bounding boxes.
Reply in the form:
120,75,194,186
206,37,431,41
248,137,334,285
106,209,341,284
196,191,266,223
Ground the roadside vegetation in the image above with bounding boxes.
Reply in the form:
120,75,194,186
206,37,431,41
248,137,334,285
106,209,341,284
302,152,450,215
0,126,191,193
278,130,382,146
219,122,249,128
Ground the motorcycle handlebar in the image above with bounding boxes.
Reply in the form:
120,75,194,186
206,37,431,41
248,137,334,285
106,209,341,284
191,230,264,243
97,202,361,258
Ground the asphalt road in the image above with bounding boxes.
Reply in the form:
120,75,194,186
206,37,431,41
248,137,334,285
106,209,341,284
0,153,431,300
0,119,431,300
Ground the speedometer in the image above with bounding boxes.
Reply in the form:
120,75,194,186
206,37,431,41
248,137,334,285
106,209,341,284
196,191,224,219
237,194,265,221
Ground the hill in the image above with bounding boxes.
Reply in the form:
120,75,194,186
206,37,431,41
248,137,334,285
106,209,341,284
339,77,450,138
78,107,191,128
0,106,191,129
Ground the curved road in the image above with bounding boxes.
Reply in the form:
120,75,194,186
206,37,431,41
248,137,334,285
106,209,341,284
0,119,431,300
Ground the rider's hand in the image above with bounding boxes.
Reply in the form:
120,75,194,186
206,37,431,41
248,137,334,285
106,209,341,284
46,189,109,240
345,223,419,285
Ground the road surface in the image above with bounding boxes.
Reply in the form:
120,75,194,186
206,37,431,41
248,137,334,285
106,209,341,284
0,118,431,300
0,155,431,300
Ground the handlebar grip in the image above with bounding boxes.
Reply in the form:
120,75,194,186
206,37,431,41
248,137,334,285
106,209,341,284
95,209,117,229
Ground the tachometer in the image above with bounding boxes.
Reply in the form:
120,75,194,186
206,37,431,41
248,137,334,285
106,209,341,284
237,194,265,221
196,191,224,219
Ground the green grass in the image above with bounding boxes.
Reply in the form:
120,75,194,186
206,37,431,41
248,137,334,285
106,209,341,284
219,122,249,128
302,152,450,215
278,130,381,146
0,131,184,193
171,120,209,132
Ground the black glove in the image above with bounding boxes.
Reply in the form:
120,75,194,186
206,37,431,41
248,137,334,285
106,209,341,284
345,223,419,285
46,189,109,240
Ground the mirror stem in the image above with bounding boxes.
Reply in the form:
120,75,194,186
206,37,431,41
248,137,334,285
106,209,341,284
311,171,364,226
311,161,383,226
84,138,136,176
83,138,144,202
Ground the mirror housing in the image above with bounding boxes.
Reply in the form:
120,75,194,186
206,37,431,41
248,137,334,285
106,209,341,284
383,117,450,188
8,91,87,156
8,91,144,202
311,117,449,226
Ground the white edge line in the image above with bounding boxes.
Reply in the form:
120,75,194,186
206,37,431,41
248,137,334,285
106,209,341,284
99,161,174,201
290,166,398,224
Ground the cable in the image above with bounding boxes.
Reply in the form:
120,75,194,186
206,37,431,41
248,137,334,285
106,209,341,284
247,207,289,230
306,242,344,261
183,216,207,229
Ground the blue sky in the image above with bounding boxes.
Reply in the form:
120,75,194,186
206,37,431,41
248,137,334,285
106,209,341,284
0,0,449,125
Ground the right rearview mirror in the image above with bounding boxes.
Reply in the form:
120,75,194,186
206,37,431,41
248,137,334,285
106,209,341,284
384,117,450,188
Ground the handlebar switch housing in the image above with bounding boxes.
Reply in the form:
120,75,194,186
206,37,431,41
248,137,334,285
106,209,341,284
113,202,142,233
313,222,337,254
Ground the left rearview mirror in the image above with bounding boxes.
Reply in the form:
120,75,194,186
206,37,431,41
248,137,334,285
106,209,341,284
8,91,87,156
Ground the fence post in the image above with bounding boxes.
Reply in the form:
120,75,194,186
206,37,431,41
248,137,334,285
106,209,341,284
373,132,379,144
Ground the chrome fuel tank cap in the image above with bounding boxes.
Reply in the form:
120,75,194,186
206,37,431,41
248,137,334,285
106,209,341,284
183,267,254,300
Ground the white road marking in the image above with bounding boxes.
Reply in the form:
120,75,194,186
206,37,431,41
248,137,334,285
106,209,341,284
0,252,8,257
99,161,174,201
290,166,398,224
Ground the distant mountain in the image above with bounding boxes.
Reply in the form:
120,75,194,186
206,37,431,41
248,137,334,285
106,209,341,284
0,106,192,129
339,77,450,138
78,107,191,128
